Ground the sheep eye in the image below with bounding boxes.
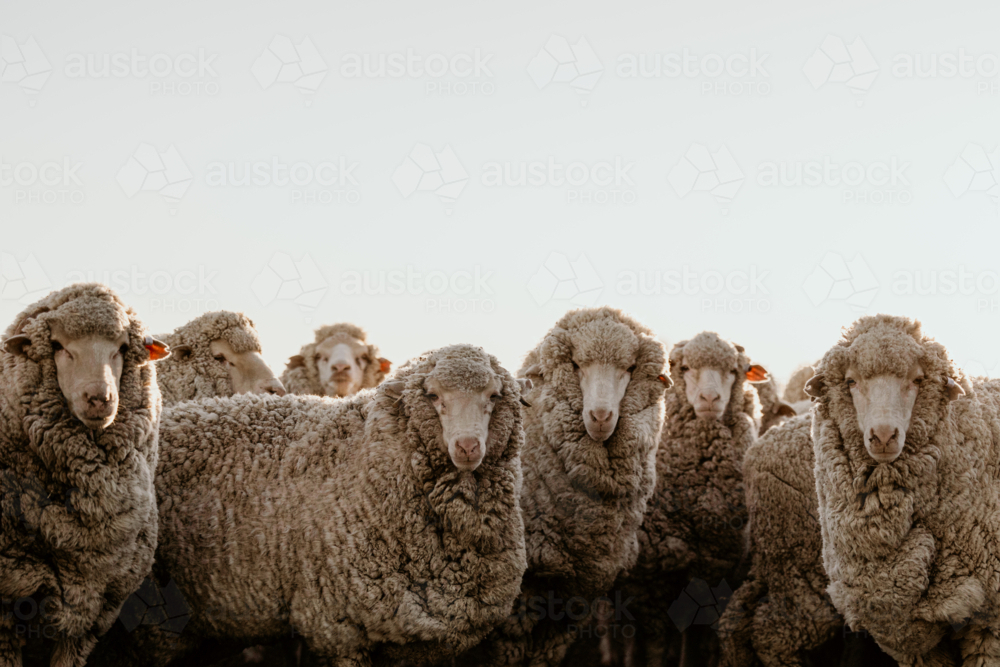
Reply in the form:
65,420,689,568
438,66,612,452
425,393,438,401
571,361,580,371
50,340,63,352
846,378,857,387
627,365,637,374
680,365,689,373
490,393,501,401
118,343,129,356
913,377,924,385
214,354,226,363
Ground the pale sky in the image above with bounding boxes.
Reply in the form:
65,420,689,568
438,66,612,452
3,0,1000,388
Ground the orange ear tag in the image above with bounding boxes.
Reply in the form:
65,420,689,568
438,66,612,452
745,365,768,382
144,335,170,361
379,358,392,374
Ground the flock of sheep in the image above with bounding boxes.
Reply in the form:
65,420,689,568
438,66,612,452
2,282,999,667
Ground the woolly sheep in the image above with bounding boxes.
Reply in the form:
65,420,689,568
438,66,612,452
154,310,285,404
0,284,167,667
458,306,670,666
609,332,771,666
754,377,797,436
806,314,1000,665
280,323,390,397
108,344,529,667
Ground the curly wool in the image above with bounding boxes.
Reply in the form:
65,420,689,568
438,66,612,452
615,332,761,658
812,314,1000,664
717,414,842,667
463,306,668,666
0,283,161,663
155,310,263,404
280,322,387,396
128,344,526,666
783,364,815,404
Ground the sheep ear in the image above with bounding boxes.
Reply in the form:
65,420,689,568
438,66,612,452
745,364,768,383
382,380,406,399
286,354,306,370
2,334,31,356
657,374,672,388
521,364,542,381
946,377,966,401
804,373,826,398
170,345,193,362
775,401,797,417
516,377,533,406
144,336,170,361
378,358,392,374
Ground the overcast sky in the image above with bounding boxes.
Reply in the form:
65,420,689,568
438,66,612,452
3,0,1000,386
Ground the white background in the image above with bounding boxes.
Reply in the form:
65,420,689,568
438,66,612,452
3,0,1000,386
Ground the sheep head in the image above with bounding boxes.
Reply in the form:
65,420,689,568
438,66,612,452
670,332,768,422
290,323,391,398
2,286,168,430
805,314,967,464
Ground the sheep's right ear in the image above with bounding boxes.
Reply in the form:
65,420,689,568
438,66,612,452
804,373,826,398
516,378,533,406
382,380,406,399
774,401,798,417
2,334,30,356
946,377,966,402
378,358,392,374
521,364,542,381
171,345,193,362
286,354,306,370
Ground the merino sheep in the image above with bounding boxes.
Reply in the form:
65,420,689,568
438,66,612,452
105,344,529,667
280,323,390,397
458,306,670,666
154,310,285,404
807,314,1000,665
0,283,167,667
607,332,771,667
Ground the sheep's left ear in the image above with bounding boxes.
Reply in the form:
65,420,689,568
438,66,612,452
2,334,31,356
378,358,392,374
774,401,797,417
144,336,170,361
516,377,533,406
286,355,306,370
946,377,966,401
382,380,405,399
804,373,826,398
745,364,768,383
657,374,672,388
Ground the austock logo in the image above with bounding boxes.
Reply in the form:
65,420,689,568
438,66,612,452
802,35,879,104
251,252,329,323
392,144,468,213
667,579,733,632
252,35,327,103
116,144,193,212
668,144,744,213
528,35,603,104
0,35,52,103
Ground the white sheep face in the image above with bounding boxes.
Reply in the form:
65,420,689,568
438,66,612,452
424,374,503,472
316,337,368,397
683,365,737,421
846,362,923,463
209,339,285,397
577,362,633,442
50,322,127,430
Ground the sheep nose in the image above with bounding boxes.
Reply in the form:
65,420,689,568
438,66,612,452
589,409,613,424
699,391,720,405
332,363,351,373
259,378,286,396
870,425,898,448
84,384,113,408
455,437,481,460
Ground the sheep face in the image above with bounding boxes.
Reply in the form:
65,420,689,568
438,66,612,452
423,372,503,472
576,362,633,442
49,321,128,429
208,338,285,396
670,332,768,421
316,336,369,397
682,364,737,421
845,362,924,463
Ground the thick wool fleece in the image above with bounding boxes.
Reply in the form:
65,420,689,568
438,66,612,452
155,310,263,404
717,414,842,667
812,314,1000,665
756,378,788,435
783,365,815,404
129,344,526,667
0,283,161,665
461,306,668,667
613,333,762,660
280,323,387,396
